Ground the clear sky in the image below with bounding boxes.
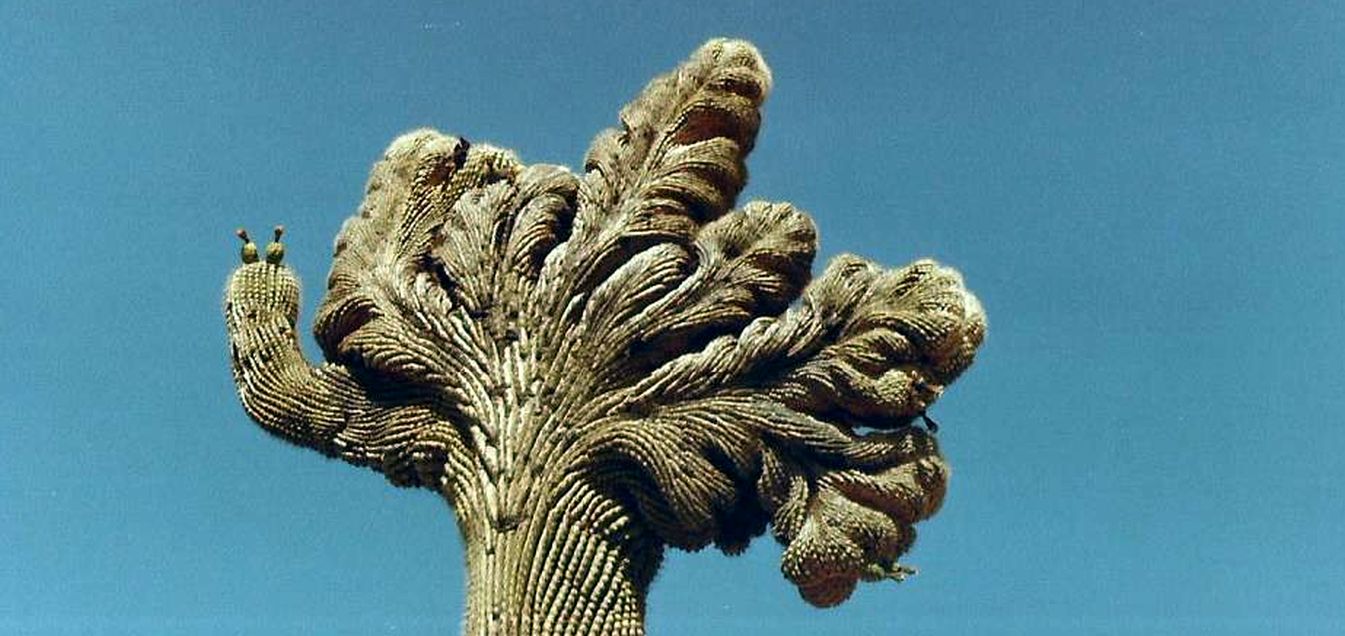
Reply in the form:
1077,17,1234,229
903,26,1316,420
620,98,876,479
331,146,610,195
3,2,1343,634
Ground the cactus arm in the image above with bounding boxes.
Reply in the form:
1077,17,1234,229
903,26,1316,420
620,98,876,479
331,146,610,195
224,229,431,475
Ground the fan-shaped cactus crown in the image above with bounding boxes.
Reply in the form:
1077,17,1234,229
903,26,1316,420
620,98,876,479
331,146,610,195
224,38,984,634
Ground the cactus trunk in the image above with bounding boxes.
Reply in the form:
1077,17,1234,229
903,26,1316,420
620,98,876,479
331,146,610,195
457,480,659,635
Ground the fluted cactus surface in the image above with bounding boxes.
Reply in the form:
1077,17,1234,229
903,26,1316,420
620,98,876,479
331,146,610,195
224,39,985,635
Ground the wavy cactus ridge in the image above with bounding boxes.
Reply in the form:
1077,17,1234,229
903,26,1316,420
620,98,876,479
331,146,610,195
223,38,985,635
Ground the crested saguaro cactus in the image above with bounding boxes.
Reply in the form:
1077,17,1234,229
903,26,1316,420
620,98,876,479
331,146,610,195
224,39,984,635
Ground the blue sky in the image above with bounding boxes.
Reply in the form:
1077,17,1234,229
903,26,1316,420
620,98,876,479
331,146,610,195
3,2,1343,634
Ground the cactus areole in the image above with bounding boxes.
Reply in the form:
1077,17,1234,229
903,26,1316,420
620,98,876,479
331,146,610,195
223,39,985,635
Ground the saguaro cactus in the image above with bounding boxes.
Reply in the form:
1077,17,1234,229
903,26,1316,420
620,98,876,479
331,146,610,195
224,39,985,635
